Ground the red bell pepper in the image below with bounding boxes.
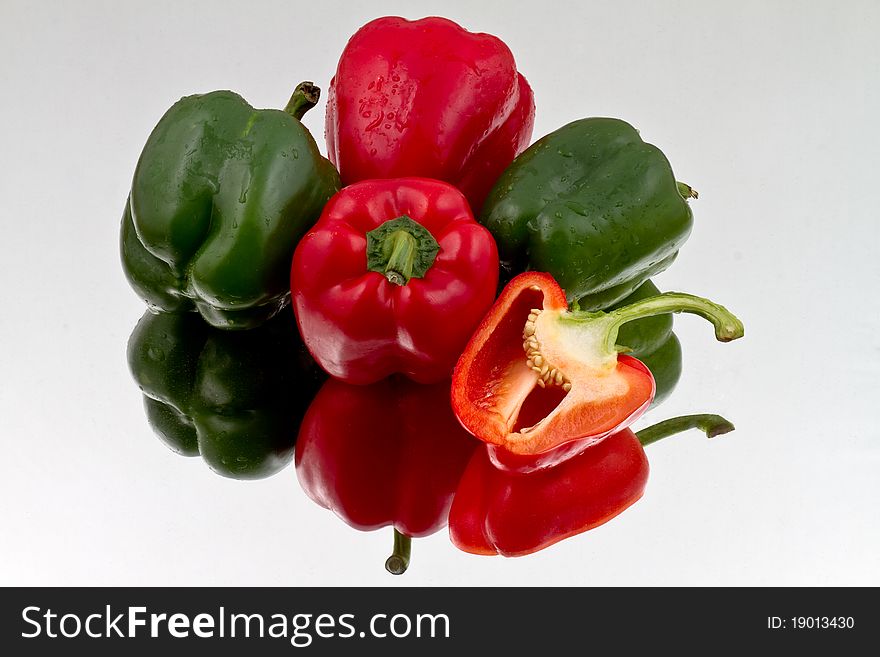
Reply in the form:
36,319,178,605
449,414,735,557
291,178,498,385
295,377,478,574
452,272,743,471
325,16,535,214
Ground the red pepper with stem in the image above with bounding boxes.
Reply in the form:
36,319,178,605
325,16,535,214
452,272,743,471
291,178,498,385
449,414,735,557
295,377,478,574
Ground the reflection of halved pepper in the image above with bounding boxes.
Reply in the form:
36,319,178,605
452,272,743,472
127,306,323,479
295,377,478,574
450,414,735,557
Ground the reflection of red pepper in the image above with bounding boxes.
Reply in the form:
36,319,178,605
295,377,477,574
452,273,744,472
325,16,535,214
449,414,734,557
291,178,498,385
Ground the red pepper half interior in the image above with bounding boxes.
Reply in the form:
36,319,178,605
453,272,653,471
453,272,743,471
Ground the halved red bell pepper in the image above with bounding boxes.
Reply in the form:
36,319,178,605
325,16,535,214
449,414,735,557
291,178,498,385
295,377,478,574
452,272,743,471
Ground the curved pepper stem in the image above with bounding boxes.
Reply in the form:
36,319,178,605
636,414,735,447
385,529,412,575
604,292,744,354
284,81,320,121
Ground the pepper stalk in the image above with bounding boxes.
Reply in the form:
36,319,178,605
539,291,745,376
385,529,412,575
636,414,735,446
284,81,320,121
366,215,440,286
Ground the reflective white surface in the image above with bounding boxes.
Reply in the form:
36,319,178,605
1,0,878,585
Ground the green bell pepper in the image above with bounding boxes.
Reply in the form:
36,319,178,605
127,306,324,479
481,117,696,310
613,279,682,407
121,82,340,330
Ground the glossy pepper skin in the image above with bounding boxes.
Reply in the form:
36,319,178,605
481,118,696,309
127,306,324,479
121,83,340,330
451,428,648,557
452,272,743,472
449,414,735,557
291,178,498,385
326,16,535,214
295,377,478,574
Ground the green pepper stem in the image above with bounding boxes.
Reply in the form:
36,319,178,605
284,81,320,121
383,230,418,285
677,181,699,199
604,292,744,354
365,215,440,285
636,414,735,446
384,529,412,575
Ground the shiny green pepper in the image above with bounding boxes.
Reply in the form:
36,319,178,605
481,117,695,310
613,279,682,407
121,83,340,329
126,306,324,479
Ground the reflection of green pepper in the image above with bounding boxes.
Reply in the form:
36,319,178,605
613,280,682,406
481,118,694,310
121,83,340,330
127,307,323,479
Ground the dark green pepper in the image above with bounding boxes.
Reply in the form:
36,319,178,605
127,306,324,479
121,82,340,330
481,117,696,310
613,279,682,406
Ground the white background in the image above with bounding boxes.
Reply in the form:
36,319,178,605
1,0,878,586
